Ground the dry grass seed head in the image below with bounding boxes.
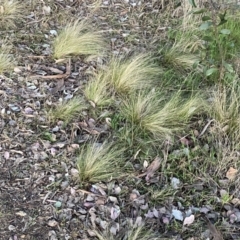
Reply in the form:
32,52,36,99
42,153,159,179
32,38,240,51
104,54,160,94
77,142,124,183
47,97,86,124
121,91,205,139
53,19,105,59
0,0,23,28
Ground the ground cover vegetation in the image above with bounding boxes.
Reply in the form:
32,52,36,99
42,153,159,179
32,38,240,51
1,0,240,239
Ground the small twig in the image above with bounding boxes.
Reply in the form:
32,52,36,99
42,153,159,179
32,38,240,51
76,189,106,198
198,119,215,137
203,216,224,240
31,58,72,80
28,55,46,59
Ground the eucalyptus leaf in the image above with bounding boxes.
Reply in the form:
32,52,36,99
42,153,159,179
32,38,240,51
223,62,234,73
218,19,227,26
188,0,197,7
54,201,62,208
202,16,211,21
199,22,212,30
206,68,218,76
220,29,231,35
193,8,207,14
202,35,213,42
172,209,183,221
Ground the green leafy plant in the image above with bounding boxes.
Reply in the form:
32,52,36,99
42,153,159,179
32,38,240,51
189,0,236,81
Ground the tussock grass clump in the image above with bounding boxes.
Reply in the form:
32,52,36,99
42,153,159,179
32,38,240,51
210,82,240,138
0,0,23,29
53,19,105,59
120,91,204,139
100,54,160,95
77,142,124,183
0,42,14,73
0,52,13,73
84,72,113,107
47,97,86,124
94,223,157,240
162,37,202,72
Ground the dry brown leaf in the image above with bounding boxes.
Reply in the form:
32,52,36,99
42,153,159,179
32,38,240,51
47,219,58,227
48,67,64,74
4,151,10,160
129,193,138,201
231,198,240,206
145,156,161,181
50,78,64,94
33,59,71,80
16,211,27,217
226,167,238,181
206,218,224,240
95,198,106,205
89,208,97,229
37,73,67,79
183,214,195,226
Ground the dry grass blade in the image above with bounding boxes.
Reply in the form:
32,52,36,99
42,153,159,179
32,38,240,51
0,0,23,28
46,97,86,124
101,54,160,94
53,19,105,59
77,142,124,183
204,216,224,240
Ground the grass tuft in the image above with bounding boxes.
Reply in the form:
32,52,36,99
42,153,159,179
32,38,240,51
53,19,105,59
210,82,240,138
0,0,23,29
77,142,124,183
162,36,202,72
0,52,13,73
46,97,86,124
120,90,205,139
100,54,161,95
94,223,157,240
84,72,113,107
0,42,13,73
